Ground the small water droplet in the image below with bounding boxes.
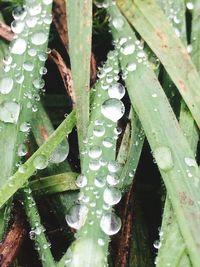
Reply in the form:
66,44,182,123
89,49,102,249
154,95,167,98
11,20,25,34
108,83,125,100
153,240,161,249
89,159,101,171
0,77,13,94
106,173,120,186
20,122,30,133
18,143,28,157
11,38,27,55
31,32,48,45
112,17,124,30
75,174,87,188
108,161,121,173
93,125,105,137
186,2,194,10
89,146,102,159
184,157,196,167
50,140,69,163
102,137,113,148
121,43,135,55
94,175,106,188
103,187,122,206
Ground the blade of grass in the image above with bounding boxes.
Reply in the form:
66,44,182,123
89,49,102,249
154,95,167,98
0,110,76,208
23,187,55,267
108,3,200,266
117,0,200,130
65,0,92,156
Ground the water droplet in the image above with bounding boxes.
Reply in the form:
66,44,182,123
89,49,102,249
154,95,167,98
11,20,25,34
126,62,137,72
93,125,105,137
11,38,27,55
152,93,157,98
102,137,113,148
39,67,48,75
26,16,38,28
66,204,88,230
43,0,53,4
184,157,196,167
108,161,121,173
94,175,106,188
154,146,174,171
97,238,105,246
108,83,125,100
101,98,125,122
20,122,30,132
89,159,101,171
23,61,34,71
18,143,28,157
153,240,161,249
28,4,42,16
0,101,20,123
186,2,194,10
112,17,124,30
29,230,36,240
121,43,135,55
50,140,69,163
106,173,120,186
0,77,13,94
31,32,48,45
33,155,48,170
33,78,45,89
89,146,102,159
187,44,193,54
100,212,121,235
28,48,37,57
103,187,121,206
18,164,27,173
75,174,87,188
12,6,26,20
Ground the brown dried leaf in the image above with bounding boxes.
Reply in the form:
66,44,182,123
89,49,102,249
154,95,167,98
0,22,13,42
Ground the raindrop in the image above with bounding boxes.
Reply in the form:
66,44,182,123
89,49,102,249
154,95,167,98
39,67,48,75
186,2,194,10
106,173,120,186
50,140,69,163
98,238,105,246
0,101,20,123
33,155,48,170
102,137,113,148
89,159,101,171
18,143,28,157
152,93,157,98
33,78,45,89
75,174,87,188
121,43,135,55
89,146,102,159
154,146,174,171
108,161,121,173
103,187,121,206
153,240,161,249
101,98,125,122
66,204,88,230
112,17,124,30
94,175,106,188
29,230,36,240
93,125,105,137
100,212,121,235
184,157,196,167
43,0,53,5
0,77,13,94
31,32,48,45
28,48,37,57
108,83,125,100
28,4,42,16
11,20,25,34
12,6,26,20
126,62,137,72
20,122,30,132
11,38,27,55
23,61,34,71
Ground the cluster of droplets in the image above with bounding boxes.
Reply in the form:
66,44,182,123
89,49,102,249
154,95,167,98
66,51,125,245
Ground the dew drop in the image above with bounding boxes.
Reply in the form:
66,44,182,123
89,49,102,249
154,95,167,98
11,20,25,34
94,175,106,188
154,146,174,171
0,101,20,123
18,143,28,157
75,174,87,188
153,240,161,249
108,83,125,100
100,212,121,235
11,38,27,55
98,238,105,246
12,6,26,20
121,43,135,55
20,122,30,132
33,155,48,170
102,137,113,148
31,32,48,45
108,161,121,173
26,16,38,28
50,140,69,163
103,187,121,206
106,173,120,186
184,157,196,167
93,125,105,137
23,61,34,71
89,159,101,171
126,62,137,72
112,17,124,30
28,4,42,16
186,2,194,10
43,0,53,4
0,77,13,94
65,204,88,230
89,146,102,159
101,98,125,122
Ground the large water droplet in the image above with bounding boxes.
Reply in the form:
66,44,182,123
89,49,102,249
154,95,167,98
50,140,69,164
0,77,13,94
11,20,25,34
103,187,121,206
101,98,125,122
12,6,26,20
11,38,27,55
75,174,87,188
154,146,174,171
0,101,20,123
66,204,88,230
100,212,121,235
184,157,196,167
89,146,102,159
108,83,125,100
33,155,48,170
112,17,124,30
31,32,48,45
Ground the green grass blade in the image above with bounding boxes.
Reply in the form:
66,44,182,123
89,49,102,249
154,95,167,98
30,172,77,195
117,0,200,129
108,3,200,266
65,0,92,155
0,110,76,207
23,187,55,267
